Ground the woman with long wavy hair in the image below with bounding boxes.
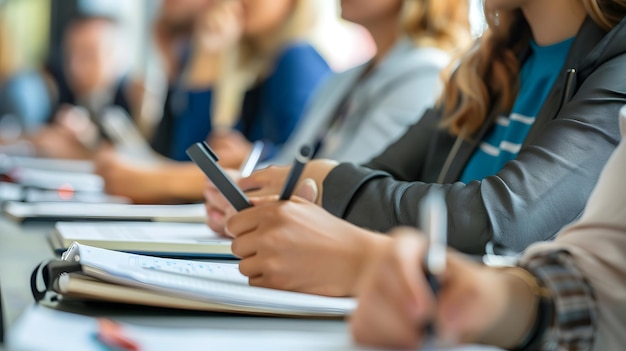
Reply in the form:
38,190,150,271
211,0,626,299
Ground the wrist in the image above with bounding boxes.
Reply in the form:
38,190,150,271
303,160,338,206
476,268,539,349
352,230,393,296
499,269,540,349
163,164,206,202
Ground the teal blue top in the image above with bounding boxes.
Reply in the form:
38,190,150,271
460,37,575,183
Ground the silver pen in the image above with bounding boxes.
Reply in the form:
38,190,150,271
239,141,265,178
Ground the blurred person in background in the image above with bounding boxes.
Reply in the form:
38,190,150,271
27,15,143,160
152,0,214,83
96,0,331,204
0,13,51,143
204,0,472,231
272,0,471,165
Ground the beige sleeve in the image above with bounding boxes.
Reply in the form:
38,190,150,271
520,113,626,350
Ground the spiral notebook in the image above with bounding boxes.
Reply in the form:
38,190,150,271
35,244,356,318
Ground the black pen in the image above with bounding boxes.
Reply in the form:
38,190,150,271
420,189,447,334
239,141,265,178
278,145,313,201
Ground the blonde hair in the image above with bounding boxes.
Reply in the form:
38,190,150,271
212,0,319,129
439,0,626,137
401,0,472,53
0,18,19,81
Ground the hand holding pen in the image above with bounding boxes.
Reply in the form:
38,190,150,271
350,189,448,349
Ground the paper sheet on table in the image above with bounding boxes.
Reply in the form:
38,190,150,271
4,202,206,223
8,305,505,351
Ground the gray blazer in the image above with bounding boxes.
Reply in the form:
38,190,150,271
269,38,450,165
322,16,626,255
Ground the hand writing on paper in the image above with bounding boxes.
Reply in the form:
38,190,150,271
351,229,538,350
225,195,391,297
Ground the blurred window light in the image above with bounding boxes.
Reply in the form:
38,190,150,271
470,0,487,37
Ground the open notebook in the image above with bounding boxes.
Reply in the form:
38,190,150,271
3,202,206,223
35,244,355,318
50,222,234,258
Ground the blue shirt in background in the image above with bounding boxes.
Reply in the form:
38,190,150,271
169,89,214,161
161,42,331,161
460,38,574,183
0,71,51,132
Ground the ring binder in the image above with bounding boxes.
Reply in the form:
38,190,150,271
28,244,356,318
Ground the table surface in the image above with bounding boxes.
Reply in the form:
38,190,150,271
0,217,351,351
0,216,503,351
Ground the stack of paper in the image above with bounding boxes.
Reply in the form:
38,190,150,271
3,202,206,223
50,222,233,258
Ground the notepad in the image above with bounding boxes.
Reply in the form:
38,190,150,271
50,222,234,258
1,156,94,173
3,202,207,223
6,167,104,193
0,182,129,204
47,244,356,317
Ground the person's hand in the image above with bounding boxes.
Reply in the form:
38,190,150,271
54,105,100,149
225,195,392,297
204,163,321,235
29,105,99,159
194,0,243,54
351,229,538,350
208,130,252,169
94,149,169,204
204,168,241,236
239,159,339,205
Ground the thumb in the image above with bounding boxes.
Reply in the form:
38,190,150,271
295,178,318,203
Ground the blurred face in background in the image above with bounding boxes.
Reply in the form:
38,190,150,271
64,19,120,97
340,0,402,26
239,0,295,40
159,0,215,35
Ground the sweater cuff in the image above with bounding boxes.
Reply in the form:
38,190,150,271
321,163,388,218
520,250,596,351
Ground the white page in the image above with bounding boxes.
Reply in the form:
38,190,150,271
55,222,227,244
0,182,22,201
5,202,206,222
68,244,356,315
8,305,505,351
8,156,94,173
9,168,103,192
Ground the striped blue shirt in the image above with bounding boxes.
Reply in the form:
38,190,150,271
460,38,574,183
